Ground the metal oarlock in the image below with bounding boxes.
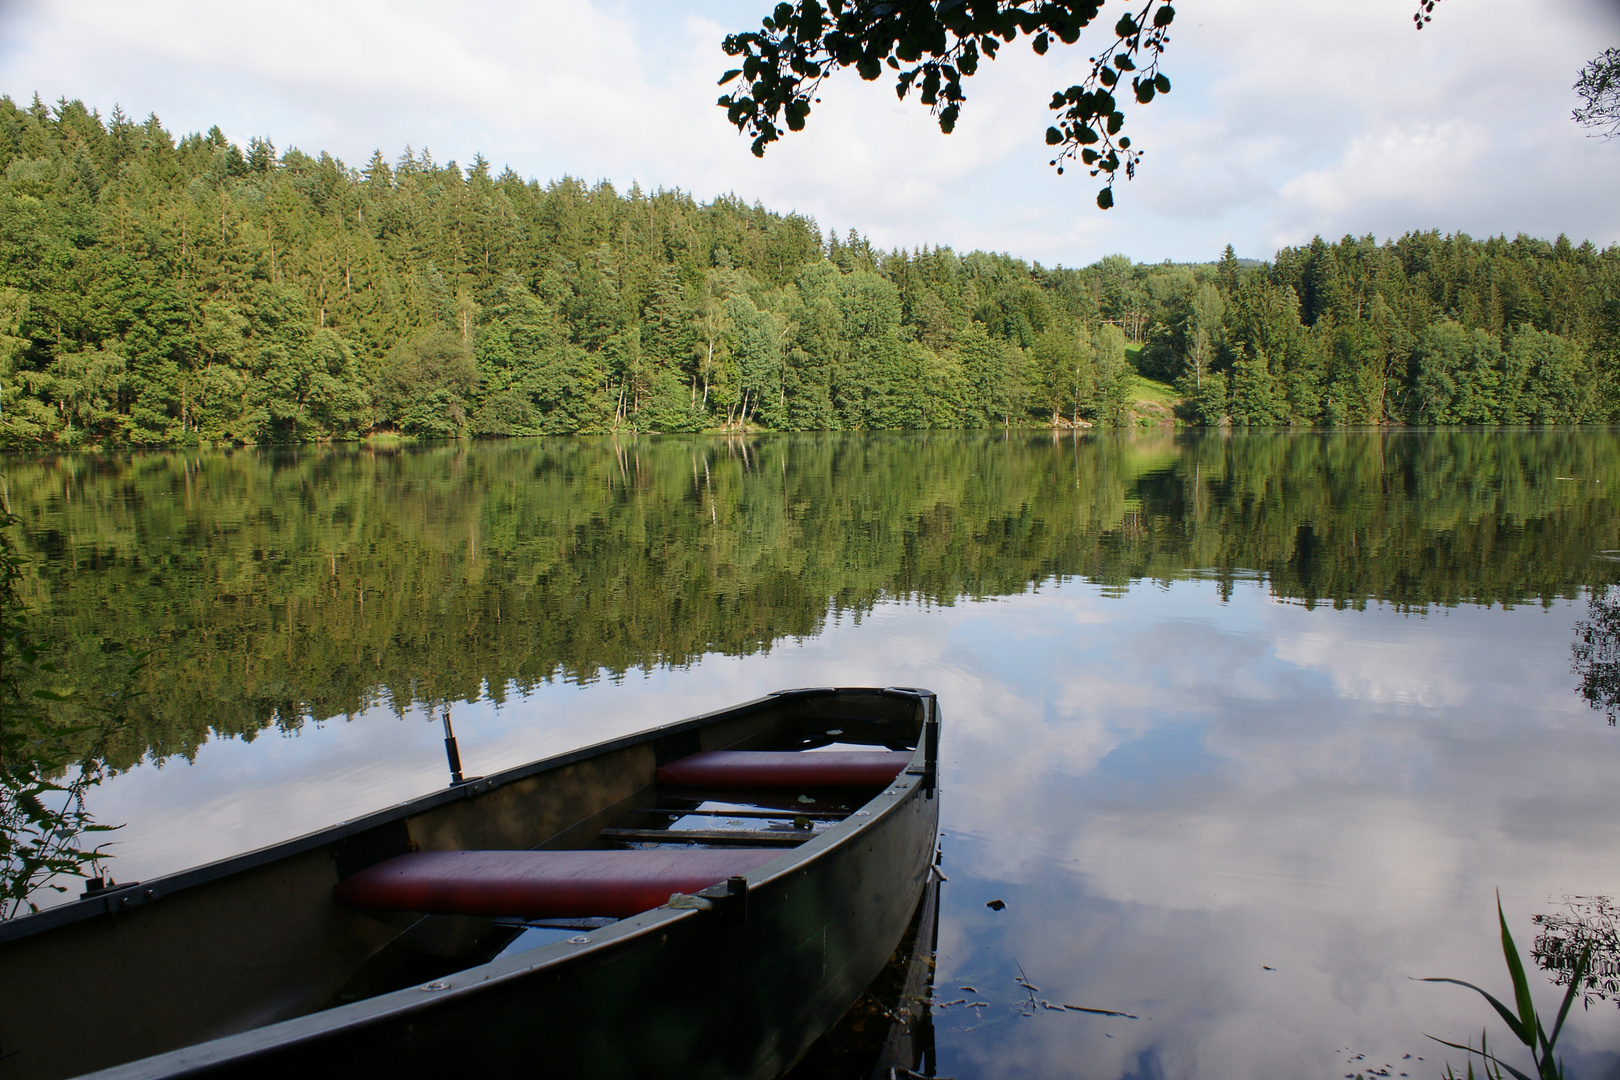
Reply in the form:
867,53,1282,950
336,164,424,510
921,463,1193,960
441,707,466,786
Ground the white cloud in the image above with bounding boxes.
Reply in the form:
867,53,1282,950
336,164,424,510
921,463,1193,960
0,1,1616,265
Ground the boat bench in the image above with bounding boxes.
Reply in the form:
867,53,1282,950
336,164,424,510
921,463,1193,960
335,750,912,919
654,749,912,789
334,848,781,918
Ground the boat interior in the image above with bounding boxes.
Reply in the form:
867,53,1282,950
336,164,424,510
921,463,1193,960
323,690,930,1008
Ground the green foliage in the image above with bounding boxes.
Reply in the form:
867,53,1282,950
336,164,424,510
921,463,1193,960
1423,894,1592,1080
1090,323,1134,422
1413,322,1504,424
1572,47,1620,138
1191,368,1227,425
378,331,478,437
1227,351,1288,426
1026,326,1080,424
718,1,1174,208
0,98,1616,441
1508,327,1589,425
952,322,1023,426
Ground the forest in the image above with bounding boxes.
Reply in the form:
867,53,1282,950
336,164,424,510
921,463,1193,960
0,95,1617,446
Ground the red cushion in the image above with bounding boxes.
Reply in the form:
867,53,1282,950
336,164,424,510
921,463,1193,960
656,750,912,789
334,849,782,919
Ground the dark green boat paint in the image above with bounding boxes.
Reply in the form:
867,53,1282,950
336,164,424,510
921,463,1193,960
0,687,940,1080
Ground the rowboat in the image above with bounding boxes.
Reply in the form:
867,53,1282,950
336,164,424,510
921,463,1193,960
0,686,941,1080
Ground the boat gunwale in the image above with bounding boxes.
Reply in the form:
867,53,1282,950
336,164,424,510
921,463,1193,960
0,685,927,948
73,687,939,1079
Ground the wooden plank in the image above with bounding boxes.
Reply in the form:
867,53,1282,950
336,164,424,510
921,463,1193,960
644,808,844,821
598,828,809,847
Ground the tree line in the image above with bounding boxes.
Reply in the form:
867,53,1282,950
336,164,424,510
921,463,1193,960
1143,238,1618,427
0,97,1616,446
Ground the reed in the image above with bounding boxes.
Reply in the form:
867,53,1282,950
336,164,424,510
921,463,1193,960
1421,893,1592,1080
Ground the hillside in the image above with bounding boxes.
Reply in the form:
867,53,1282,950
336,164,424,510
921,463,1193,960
0,97,1616,446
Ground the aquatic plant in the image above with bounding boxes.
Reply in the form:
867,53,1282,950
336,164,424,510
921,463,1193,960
1422,895,1592,1080
1438,1032,1506,1080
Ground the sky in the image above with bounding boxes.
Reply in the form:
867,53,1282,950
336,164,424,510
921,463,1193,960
0,0,1617,267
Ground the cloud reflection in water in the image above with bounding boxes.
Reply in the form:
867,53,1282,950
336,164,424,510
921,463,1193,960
75,577,1620,1078
927,582,1620,1079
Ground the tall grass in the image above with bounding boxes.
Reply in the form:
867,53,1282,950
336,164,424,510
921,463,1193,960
1422,894,1592,1080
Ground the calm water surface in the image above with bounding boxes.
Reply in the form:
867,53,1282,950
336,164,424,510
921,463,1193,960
6,431,1620,1078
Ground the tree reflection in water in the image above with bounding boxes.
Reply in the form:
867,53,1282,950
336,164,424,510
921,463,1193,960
8,431,1620,923
10,431,1620,772
1533,896,1620,1010
1571,587,1620,726
1,514,135,917
787,869,941,1078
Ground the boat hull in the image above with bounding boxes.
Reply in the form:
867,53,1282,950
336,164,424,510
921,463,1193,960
119,758,937,1079
0,687,939,1080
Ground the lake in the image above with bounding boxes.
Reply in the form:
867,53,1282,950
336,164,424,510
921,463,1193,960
5,430,1620,1078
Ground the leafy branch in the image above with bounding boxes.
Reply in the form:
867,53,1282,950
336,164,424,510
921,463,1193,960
1044,1,1172,208
1573,47,1620,139
719,0,1174,210
1415,1,1618,138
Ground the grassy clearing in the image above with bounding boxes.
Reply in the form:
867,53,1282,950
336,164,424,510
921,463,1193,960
1119,346,1183,424
1128,373,1180,405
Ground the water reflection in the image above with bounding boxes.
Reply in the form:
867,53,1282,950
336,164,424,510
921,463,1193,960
1534,896,1620,1009
5,430,1619,770
925,584,1620,1079
790,868,941,1078
4,431,1620,1076
1572,590,1620,725
0,512,139,916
